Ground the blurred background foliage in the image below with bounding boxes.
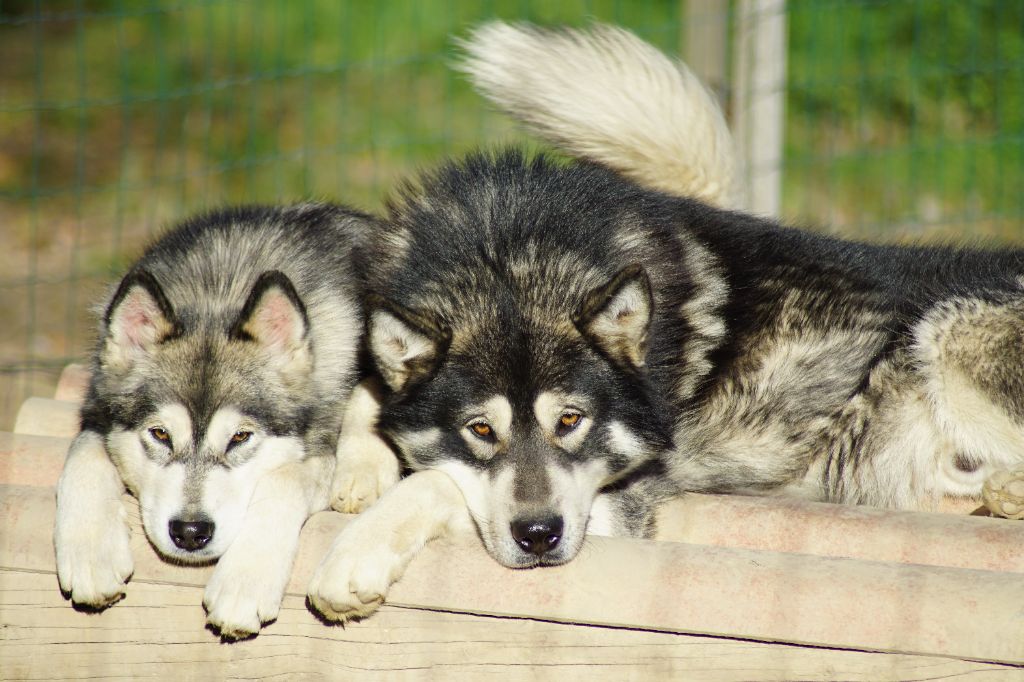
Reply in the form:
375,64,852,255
1,0,1022,423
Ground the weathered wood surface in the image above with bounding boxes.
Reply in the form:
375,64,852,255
12,398,79,439
657,491,1021,573
4,365,1024,677
3,430,1018,576
53,363,89,403
5,570,1021,682
2,482,1023,667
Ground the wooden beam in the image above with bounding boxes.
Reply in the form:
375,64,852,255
54,363,89,403
5,570,1021,681
732,0,787,216
2,433,1019,574
13,397,79,438
656,492,1020,573
684,0,730,104
3,482,1023,664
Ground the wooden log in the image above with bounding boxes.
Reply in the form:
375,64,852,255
2,483,1023,665
54,363,90,403
0,432,69,487
656,493,1024,573
2,432,1021,574
4,569,1021,681
13,397,79,438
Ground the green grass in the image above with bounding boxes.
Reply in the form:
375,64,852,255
785,0,1024,240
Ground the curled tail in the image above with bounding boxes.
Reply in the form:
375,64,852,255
457,21,737,209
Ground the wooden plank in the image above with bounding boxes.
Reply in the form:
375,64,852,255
3,570,1020,681
656,493,1024,573
54,363,89,403
684,0,729,104
3,483,1023,665
2,435,1020,574
731,0,787,216
12,398,79,439
0,432,70,487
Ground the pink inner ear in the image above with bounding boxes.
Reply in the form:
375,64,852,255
252,289,302,349
116,289,166,348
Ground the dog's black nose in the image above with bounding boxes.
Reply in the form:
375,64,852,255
510,515,563,556
168,519,215,551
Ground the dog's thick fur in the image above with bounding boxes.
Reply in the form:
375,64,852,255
308,22,1024,622
54,204,398,639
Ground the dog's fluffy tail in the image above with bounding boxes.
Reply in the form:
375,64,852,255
457,21,737,209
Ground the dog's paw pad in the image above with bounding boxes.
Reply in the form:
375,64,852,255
983,468,1024,519
330,455,400,514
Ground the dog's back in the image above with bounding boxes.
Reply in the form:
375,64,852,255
460,21,1024,510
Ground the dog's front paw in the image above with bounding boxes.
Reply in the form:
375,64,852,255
54,500,134,609
307,525,405,623
203,544,290,639
331,444,403,512
330,379,401,514
983,468,1024,519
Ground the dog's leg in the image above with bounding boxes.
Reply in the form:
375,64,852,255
308,469,473,623
54,430,134,608
815,296,1024,510
203,453,331,639
588,481,667,539
329,378,401,513
915,296,1024,496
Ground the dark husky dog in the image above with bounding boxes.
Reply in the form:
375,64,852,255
307,22,1024,622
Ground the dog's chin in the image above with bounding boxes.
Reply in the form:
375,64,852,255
484,537,584,569
163,548,220,566
143,527,225,566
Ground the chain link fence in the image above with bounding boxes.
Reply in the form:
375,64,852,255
1,0,1022,426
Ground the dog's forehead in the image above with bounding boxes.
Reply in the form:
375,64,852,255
133,332,292,431
451,320,594,390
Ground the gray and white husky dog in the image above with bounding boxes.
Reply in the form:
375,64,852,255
54,203,398,639
308,22,1024,622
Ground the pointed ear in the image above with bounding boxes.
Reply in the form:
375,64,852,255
575,264,653,369
102,269,181,370
229,271,312,379
367,297,449,393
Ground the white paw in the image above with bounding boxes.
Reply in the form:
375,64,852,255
307,524,404,623
203,543,290,639
330,437,401,514
54,500,134,609
983,468,1024,519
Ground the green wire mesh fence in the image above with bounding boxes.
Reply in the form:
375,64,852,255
1,0,1022,426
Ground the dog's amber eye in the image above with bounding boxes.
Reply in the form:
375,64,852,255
556,413,582,436
468,422,494,440
149,427,170,443
230,431,251,445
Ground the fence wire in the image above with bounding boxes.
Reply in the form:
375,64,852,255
1,0,1022,426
